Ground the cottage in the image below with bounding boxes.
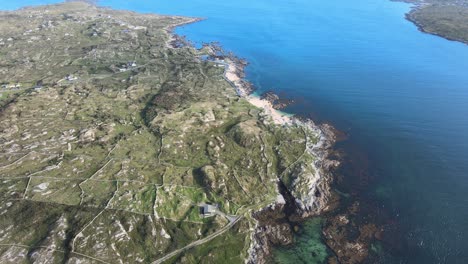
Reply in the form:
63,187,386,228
201,204,217,217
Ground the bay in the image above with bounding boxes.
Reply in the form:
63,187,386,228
4,0,468,262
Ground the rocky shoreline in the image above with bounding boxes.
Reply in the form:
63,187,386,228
166,17,381,264
164,17,205,48
260,91,294,110
405,9,468,45
142,1,466,262
246,121,340,264
219,51,385,264
394,0,468,45
218,57,342,263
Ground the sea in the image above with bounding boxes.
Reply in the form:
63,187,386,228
3,0,468,263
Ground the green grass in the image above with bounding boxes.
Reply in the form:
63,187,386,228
405,1,468,44
0,2,324,263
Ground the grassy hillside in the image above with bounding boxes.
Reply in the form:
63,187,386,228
0,2,322,263
404,0,468,44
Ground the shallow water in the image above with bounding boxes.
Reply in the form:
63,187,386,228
5,0,468,262
273,218,329,263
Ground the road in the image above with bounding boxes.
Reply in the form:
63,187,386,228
151,216,243,264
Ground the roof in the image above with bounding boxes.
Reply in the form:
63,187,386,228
202,204,217,214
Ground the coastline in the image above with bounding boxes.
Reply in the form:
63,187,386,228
154,1,468,263
166,20,342,260
4,1,468,263
164,17,205,49
0,2,340,262
223,59,294,126
395,0,468,45
218,55,341,262
405,10,468,45
206,40,381,264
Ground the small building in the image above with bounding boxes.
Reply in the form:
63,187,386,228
127,61,137,68
201,204,217,217
66,75,78,81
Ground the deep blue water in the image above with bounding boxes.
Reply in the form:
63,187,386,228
4,0,468,262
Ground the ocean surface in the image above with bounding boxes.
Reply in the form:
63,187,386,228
4,0,468,263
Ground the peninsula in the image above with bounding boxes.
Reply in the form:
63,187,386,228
402,0,468,44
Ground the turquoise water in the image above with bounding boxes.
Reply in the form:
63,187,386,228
4,0,468,262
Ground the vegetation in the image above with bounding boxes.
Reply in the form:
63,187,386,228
0,2,322,263
404,0,468,44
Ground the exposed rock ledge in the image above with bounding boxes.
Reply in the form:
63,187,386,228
246,121,340,264
201,35,341,264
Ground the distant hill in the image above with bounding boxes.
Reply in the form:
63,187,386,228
401,0,468,44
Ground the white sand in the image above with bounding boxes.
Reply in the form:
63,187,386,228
224,60,292,125
246,96,292,125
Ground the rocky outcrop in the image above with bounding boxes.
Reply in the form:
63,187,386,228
247,121,340,264
289,122,339,218
246,199,293,264
260,91,294,110
212,41,341,264
323,207,383,264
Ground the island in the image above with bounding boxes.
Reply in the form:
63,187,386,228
0,2,338,263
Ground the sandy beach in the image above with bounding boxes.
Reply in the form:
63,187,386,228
163,35,336,264
224,59,293,125
221,58,339,264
